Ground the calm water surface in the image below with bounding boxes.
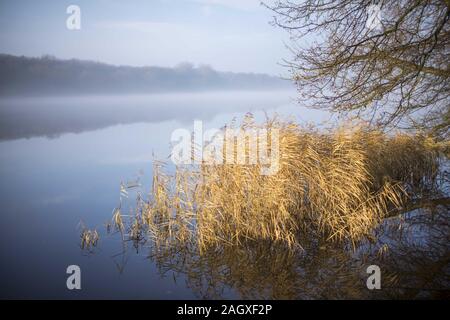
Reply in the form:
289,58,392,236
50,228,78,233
0,91,448,299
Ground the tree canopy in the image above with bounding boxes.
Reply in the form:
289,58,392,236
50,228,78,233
266,0,450,139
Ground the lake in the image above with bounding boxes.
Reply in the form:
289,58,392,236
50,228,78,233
0,91,448,299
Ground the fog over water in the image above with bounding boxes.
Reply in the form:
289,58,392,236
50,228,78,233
0,90,447,299
0,90,331,141
0,90,335,298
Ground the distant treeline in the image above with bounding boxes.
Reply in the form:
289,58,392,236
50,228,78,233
0,54,289,96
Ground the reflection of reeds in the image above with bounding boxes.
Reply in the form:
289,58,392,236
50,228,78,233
112,208,124,232
149,205,450,299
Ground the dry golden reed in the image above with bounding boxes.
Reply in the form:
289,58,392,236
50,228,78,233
80,226,99,249
115,116,444,252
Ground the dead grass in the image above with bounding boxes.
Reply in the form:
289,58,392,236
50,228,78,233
111,116,445,252
80,225,99,249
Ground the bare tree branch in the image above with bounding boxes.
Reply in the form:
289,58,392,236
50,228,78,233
265,0,450,139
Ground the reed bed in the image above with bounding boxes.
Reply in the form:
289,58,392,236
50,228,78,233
110,116,445,252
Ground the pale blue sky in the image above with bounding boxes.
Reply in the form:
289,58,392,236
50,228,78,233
0,0,290,75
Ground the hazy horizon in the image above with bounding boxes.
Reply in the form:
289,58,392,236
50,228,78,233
0,53,292,96
0,0,290,76
0,52,282,75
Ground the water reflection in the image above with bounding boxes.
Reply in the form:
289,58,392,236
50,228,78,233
0,90,447,299
0,91,302,141
107,187,450,299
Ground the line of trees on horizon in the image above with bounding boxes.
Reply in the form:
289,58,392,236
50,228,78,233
0,54,290,96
